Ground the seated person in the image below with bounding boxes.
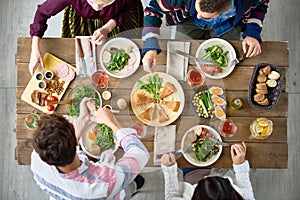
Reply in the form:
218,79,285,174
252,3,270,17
142,0,269,73
31,97,150,199
29,0,144,75
160,142,255,199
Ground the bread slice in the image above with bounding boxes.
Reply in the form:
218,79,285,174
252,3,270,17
257,98,270,106
266,79,277,87
256,83,267,90
262,66,271,75
256,89,268,95
160,82,177,99
156,104,169,123
132,90,154,105
259,68,266,75
254,93,265,102
138,104,155,121
257,75,267,83
161,101,180,112
268,71,280,80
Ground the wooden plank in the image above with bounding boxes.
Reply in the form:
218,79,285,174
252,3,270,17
17,38,289,68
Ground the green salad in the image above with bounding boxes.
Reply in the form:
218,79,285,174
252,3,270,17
107,49,130,71
68,85,101,116
94,124,115,152
202,45,229,67
137,74,163,102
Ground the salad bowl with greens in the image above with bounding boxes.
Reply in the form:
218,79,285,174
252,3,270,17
195,38,236,79
181,125,223,167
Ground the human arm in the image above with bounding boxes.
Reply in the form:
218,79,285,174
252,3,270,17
90,19,116,45
230,142,255,200
241,0,269,58
29,36,44,75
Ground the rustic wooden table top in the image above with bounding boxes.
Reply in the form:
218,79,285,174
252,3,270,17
16,37,289,168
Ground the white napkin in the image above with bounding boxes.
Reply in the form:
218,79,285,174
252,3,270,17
75,36,97,77
166,41,190,81
153,125,176,165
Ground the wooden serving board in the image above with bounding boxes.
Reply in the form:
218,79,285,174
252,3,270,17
21,52,76,114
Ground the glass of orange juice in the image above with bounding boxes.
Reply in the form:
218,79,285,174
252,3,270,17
249,118,273,140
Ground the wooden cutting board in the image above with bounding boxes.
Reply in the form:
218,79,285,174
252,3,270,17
21,52,76,114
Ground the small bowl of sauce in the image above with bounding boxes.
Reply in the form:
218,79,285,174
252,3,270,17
102,90,111,100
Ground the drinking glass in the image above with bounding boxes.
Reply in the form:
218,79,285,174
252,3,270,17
218,119,237,137
91,70,108,89
187,69,206,86
249,118,273,140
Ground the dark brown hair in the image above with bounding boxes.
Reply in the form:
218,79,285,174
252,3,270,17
199,0,232,13
33,114,77,167
192,176,244,200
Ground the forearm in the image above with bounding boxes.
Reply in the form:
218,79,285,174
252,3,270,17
102,19,116,33
161,163,183,199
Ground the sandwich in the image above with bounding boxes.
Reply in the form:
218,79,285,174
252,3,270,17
132,90,154,105
160,82,177,99
138,104,155,121
156,104,169,123
161,101,180,112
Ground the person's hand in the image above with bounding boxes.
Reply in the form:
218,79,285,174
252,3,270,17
231,142,247,165
242,36,262,58
142,50,157,73
160,152,176,166
29,36,44,75
91,107,122,133
90,27,109,45
74,97,93,140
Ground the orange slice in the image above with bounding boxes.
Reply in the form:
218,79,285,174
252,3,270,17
215,105,226,121
209,86,224,96
212,95,227,106
88,131,97,142
261,126,270,136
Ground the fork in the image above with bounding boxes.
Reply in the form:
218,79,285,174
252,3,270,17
229,54,246,67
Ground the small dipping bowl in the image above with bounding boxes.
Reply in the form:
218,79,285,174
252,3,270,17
103,104,112,110
24,113,40,130
91,70,109,89
102,90,112,100
38,80,47,90
44,70,54,80
35,72,44,81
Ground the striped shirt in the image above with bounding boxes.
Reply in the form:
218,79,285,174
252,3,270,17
31,128,150,200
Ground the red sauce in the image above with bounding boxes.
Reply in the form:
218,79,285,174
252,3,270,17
187,70,204,85
221,121,235,135
91,71,108,88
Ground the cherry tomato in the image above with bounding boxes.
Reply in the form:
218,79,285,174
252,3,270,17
201,128,208,136
49,96,58,102
215,67,222,73
47,105,55,111
45,99,50,106
205,132,213,138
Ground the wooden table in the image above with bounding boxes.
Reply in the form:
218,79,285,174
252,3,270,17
16,37,289,168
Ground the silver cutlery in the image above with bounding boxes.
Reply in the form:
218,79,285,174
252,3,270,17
175,50,215,66
229,53,246,67
76,38,87,77
208,137,229,147
87,38,96,76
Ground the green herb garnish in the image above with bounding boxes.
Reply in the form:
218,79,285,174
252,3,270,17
137,74,163,102
95,124,115,152
107,49,130,71
202,45,229,67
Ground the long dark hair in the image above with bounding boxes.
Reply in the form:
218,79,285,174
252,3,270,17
192,176,244,200
33,114,77,167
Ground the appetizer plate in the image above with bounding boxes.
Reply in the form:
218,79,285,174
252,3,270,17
248,63,282,110
79,122,118,160
195,38,236,79
181,125,223,167
66,85,102,116
190,86,227,120
99,37,141,78
21,53,76,114
131,72,185,126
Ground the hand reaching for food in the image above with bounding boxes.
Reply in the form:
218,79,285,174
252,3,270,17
230,142,247,165
29,36,45,75
161,152,176,166
142,50,157,73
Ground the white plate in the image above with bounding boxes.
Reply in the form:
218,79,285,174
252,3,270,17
79,122,118,159
99,37,141,78
181,125,223,167
195,38,236,79
131,72,185,126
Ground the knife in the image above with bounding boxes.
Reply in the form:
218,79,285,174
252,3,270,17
229,53,246,67
87,38,96,76
76,38,87,77
208,137,229,147
175,50,215,66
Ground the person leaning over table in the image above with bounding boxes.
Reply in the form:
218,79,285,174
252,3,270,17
142,0,269,73
160,142,255,200
28,0,144,75
31,97,150,200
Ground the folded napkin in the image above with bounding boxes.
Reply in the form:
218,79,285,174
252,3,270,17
153,125,176,165
166,41,190,81
75,36,97,77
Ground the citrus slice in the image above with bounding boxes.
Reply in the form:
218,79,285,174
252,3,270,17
258,120,269,127
261,126,270,136
215,105,226,121
255,125,263,133
88,131,97,142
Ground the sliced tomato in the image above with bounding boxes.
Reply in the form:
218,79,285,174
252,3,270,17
49,96,58,102
45,99,50,106
214,67,222,73
201,64,215,74
201,128,208,136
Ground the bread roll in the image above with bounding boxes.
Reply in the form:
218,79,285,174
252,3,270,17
257,98,270,106
259,68,266,75
256,83,267,90
254,93,265,102
266,79,277,88
262,66,271,75
257,75,267,83
268,71,280,80
256,89,268,95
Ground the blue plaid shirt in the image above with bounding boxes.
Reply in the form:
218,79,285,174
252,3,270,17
189,0,236,36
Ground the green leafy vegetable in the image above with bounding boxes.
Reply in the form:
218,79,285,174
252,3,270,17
95,124,115,152
137,74,163,102
69,85,100,117
202,45,229,67
193,136,219,162
107,49,130,71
